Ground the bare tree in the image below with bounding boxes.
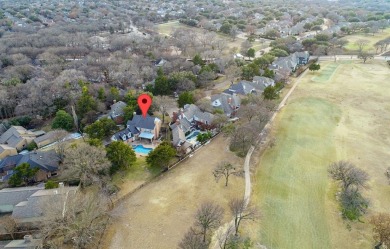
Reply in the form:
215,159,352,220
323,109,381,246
370,213,390,249
386,167,390,184
358,51,374,63
0,216,17,239
240,41,252,56
213,162,243,187
216,224,235,249
328,161,369,191
153,95,177,124
52,129,69,162
211,113,228,132
229,124,257,157
238,104,257,122
41,192,109,249
229,198,260,235
354,39,369,53
61,143,111,187
224,64,241,84
195,202,224,243
179,227,208,249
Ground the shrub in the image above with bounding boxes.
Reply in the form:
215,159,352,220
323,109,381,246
26,141,38,151
45,180,59,189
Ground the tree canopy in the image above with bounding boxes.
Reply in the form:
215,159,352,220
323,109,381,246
146,141,176,169
178,91,195,108
8,163,39,187
106,141,137,173
84,117,117,140
52,110,74,131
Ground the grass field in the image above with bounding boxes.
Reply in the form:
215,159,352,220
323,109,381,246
252,60,390,249
344,28,390,52
156,21,267,54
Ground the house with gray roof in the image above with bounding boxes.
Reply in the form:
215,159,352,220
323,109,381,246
0,150,59,182
111,115,162,143
171,124,186,147
0,127,37,151
223,81,257,96
0,186,44,214
252,76,275,87
171,104,214,136
224,79,270,96
270,51,310,74
109,101,127,124
12,184,78,224
182,104,214,126
211,93,241,117
3,235,42,249
33,131,67,149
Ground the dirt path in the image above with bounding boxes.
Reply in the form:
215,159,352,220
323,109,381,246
210,69,310,248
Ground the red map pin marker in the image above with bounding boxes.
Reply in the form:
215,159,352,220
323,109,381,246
137,94,152,118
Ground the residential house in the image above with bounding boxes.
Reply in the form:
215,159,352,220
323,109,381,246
0,144,18,160
223,81,257,96
0,150,60,182
252,76,275,87
182,104,214,127
0,126,37,151
33,131,67,149
0,186,44,214
3,235,42,249
170,124,193,153
108,101,127,124
12,183,78,224
112,115,161,143
224,79,270,96
295,51,310,65
270,51,310,74
170,104,214,152
211,93,241,117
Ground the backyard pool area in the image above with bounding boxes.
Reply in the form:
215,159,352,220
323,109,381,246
132,145,153,154
186,131,200,140
186,130,202,145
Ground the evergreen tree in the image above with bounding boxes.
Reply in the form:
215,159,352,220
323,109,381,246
106,141,136,173
52,110,74,131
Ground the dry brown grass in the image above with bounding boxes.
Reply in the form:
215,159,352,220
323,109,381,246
102,135,245,249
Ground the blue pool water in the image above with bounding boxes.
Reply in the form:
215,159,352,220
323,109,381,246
186,131,200,140
133,145,153,154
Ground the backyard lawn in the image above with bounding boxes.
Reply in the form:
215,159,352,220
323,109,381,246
252,60,390,249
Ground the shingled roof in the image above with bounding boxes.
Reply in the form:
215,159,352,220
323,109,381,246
127,115,159,130
0,150,59,173
0,186,44,213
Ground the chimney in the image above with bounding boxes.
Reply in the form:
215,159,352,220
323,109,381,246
24,235,33,243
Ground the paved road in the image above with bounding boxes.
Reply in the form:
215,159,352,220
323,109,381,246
318,55,388,61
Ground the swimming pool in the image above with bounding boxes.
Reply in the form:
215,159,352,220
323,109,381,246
186,131,200,140
132,145,153,154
